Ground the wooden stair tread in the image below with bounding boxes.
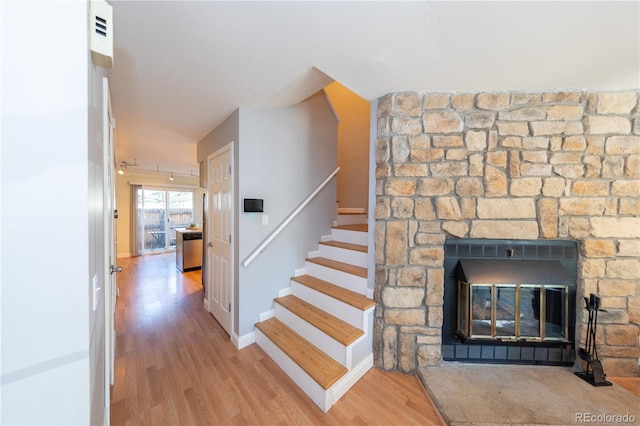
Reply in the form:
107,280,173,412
255,318,347,390
275,295,364,346
319,240,367,253
333,223,368,232
291,275,376,311
306,257,367,278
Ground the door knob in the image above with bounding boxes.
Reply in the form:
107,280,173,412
207,242,213,247
110,265,122,274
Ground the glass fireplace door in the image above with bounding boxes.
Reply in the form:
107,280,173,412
458,282,569,342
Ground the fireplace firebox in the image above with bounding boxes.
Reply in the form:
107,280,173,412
443,239,577,366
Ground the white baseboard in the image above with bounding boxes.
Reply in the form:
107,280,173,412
278,287,292,298
294,267,307,277
330,353,374,405
203,298,210,312
365,288,374,299
307,250,320,258
233,331,255,350
260,309,275,321
320,234,332,242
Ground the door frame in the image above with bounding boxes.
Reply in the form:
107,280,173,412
102,76,117,424
206,142,235,339
138,186,197,254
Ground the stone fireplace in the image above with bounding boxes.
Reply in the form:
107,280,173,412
374,90,640,376
442,238,577,365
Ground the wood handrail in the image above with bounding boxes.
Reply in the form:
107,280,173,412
242,167,340,268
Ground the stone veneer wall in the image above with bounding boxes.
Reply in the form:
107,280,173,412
374,90,640,376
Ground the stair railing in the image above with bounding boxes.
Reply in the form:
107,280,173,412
242,166,340,268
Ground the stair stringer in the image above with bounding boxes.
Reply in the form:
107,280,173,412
330,353,373,407
351,309,374,368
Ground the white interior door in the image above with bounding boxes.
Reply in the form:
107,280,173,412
207,143,234,335
103,77,118,415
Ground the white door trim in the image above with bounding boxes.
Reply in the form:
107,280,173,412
102,76,116,426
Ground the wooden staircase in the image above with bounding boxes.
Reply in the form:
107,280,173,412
254,221,375,412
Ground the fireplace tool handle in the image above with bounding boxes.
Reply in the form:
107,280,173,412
575,294,611,387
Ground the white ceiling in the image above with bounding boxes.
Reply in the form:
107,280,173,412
109,1,640,175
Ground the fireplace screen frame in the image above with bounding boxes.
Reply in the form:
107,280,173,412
442,239,578,366
457,281,570,342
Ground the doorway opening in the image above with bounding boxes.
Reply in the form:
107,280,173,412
323,81,370,215
136,187,195,254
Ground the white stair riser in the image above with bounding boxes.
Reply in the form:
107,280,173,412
290,280,370,329
331,228,367,245
274,303,352,368
318,244,367,268
305,262,367,295
255,328,331,412
337,214,367,226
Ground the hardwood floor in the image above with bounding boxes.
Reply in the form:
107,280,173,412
110,253,444,425
609,377,640,397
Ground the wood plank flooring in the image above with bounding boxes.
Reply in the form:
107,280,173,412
610,376,640,396
110,252,444,425
110,252,639,425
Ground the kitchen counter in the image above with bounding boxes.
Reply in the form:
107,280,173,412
176,227,203,234
175,228,203,271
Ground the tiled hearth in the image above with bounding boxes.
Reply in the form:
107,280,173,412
373,90,640,376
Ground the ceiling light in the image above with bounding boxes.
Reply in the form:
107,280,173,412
169,172,174,181
118,168,124,175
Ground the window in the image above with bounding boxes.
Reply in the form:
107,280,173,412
137,188,194,253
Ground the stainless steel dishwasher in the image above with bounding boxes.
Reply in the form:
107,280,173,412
176,230,203,272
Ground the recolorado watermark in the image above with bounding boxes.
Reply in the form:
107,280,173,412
575,412,636,424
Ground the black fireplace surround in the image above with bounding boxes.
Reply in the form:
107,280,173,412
442,239,578,366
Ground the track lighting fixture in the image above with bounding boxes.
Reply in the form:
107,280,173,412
118,158,138,175
116,159,198,180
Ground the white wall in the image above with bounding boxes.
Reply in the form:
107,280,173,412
324,82,370,211
1,1,106,424
237,92,338,336
197,96,338,338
